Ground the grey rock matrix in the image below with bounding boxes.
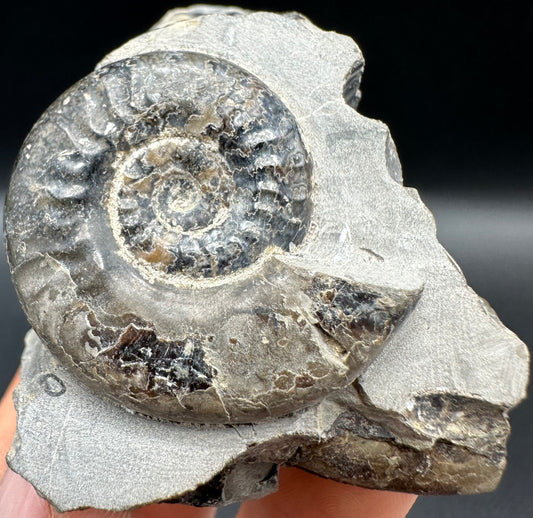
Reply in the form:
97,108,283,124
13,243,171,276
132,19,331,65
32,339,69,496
4,5,529,512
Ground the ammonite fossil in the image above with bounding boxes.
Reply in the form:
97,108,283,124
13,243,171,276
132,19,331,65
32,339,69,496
4,5,528,512
5,36,419,424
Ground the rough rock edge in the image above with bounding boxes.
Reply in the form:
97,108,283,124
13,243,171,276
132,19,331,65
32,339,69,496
291,382,510,496
5,5,527,510
8,332,512,511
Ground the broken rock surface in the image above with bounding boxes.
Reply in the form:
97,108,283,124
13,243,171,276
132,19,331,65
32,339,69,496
5,6,529,511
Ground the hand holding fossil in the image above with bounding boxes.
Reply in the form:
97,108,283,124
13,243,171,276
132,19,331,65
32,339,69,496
0,377,417,518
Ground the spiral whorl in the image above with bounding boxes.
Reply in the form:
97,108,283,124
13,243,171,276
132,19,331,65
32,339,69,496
5,46,418,424
65,51,314,284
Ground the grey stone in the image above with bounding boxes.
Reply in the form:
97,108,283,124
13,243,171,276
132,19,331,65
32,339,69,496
9,331,515,511
5,27,419,427
4,5,529,512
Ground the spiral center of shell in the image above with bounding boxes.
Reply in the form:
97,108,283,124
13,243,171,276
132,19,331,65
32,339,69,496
103,51,313,284
113,136,233,237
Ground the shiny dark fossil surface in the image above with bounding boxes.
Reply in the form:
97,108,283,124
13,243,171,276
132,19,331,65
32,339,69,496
5,50,419,423
9,52,313,281
4,6,528,511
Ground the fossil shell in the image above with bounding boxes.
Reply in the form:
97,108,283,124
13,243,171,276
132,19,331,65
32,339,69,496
5,44,420,424
5,7,529,511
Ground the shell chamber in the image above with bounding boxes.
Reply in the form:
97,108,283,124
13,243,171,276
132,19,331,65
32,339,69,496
5,51,418,423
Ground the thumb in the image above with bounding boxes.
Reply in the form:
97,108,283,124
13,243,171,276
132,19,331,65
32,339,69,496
0,372,215,518
0,469,51,518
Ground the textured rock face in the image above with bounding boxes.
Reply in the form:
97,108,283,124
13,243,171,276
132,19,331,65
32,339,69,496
4,5,529,512
5,46,419,424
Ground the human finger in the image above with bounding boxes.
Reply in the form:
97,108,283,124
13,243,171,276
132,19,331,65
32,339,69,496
50,502,217,518
0,469,216,518
0,469,50,517
0,375,216,518
237,466,417,518
0,371,20,479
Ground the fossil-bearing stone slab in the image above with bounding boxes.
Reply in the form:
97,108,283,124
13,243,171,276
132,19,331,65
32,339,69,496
5,5,529,512
9,330,512,511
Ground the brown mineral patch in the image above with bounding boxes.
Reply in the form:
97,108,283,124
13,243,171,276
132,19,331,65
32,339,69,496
274,373,293,390
138,243,175,265
130,176,154,196
185,104,222,136
306,361,329,378
295,374,314,388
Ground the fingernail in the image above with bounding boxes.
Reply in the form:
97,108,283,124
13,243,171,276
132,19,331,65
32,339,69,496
0,468,50,518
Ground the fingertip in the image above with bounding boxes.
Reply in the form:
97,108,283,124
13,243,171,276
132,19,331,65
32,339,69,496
47,499,217,517
0,468,51,518
238,467,417,518
0,371,21,480
133,502,217,518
